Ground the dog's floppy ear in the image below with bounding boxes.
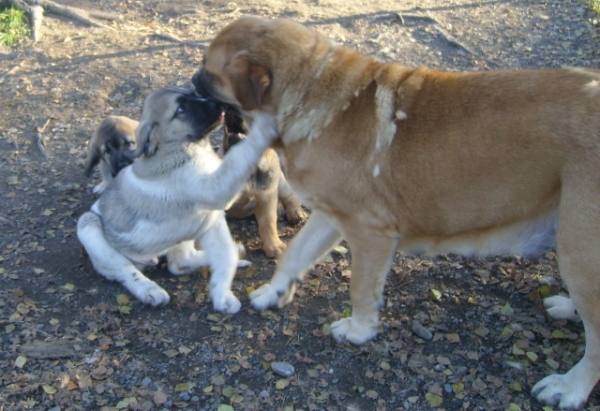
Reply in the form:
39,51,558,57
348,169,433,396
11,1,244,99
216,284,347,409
133,122,160,157
226,51,271,111
85,142,102,177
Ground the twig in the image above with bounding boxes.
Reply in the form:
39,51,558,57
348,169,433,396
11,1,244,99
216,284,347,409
37,0,115,30
376,12,439,26
150,31,208,49
432,26,476,56
35,117,52,161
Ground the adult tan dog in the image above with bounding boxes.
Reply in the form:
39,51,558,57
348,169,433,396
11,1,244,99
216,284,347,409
220,108,306,258
192,16,600,409
85,115,138,194
77,87,278,312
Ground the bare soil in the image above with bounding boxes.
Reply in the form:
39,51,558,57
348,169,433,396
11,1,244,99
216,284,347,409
0,1,599,410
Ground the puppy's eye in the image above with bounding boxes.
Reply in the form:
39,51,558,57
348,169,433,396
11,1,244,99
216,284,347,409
176,104,186,115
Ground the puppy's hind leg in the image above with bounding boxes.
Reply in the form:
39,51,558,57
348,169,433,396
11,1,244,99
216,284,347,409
166,240,210,275
77,212,170,307
278,172,306,225
198,217,243,314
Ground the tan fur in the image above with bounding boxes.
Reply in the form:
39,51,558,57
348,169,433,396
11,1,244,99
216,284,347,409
220,137,306,259
193,16,600,409
86,115,138,194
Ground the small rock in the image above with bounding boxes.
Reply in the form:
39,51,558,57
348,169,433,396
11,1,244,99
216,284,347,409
444,384,453,394
411,321,433,340
141,377,152,386
271,361,295,377
259,390,270,398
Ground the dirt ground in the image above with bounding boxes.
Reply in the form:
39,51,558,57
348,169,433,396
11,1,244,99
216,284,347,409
1,0,599,410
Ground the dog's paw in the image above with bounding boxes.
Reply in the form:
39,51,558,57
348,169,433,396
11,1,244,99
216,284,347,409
331,317,377,345
250,112,278,145
250,282,296,310
262,239,286,259
211,290,241,314
131,281,170,307
93,181,108,195
532,373,588,410
285,206,307,225
544,295,581,322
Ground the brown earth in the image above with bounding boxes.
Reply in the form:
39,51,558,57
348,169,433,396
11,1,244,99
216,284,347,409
0,0,599,410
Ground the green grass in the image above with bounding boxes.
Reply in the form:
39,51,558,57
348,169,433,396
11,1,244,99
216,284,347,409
0,6,30,47
590,0,600,16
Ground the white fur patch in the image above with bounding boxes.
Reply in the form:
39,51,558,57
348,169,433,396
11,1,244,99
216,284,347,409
373,164,380,177
395,110,407,121
583,79,600,95
374,86,397,151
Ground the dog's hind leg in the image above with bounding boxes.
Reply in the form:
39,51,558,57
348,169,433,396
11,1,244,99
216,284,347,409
254,183,286,259
250,210,342,310
77,212,170,307
198,217,243,314
532,172,600,410
166,240,210,275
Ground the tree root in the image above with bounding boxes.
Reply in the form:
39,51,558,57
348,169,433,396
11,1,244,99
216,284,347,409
5,0,118,43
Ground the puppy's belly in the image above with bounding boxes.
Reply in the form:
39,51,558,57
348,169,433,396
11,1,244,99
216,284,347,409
108,211,223,260
401,212,558,258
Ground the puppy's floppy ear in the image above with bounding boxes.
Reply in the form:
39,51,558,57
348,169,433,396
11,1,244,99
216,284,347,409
226,51,271,111
85,142,102,177
133,122,160,157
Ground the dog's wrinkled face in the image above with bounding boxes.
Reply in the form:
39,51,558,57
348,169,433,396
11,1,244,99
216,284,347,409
191,17,274,112
135,87,224,157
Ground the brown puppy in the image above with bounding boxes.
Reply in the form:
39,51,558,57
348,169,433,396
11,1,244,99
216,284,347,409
220,108,306,258
193,16,600,410
85,115,138,194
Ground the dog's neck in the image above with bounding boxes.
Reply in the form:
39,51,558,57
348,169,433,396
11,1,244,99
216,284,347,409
131,141,202,179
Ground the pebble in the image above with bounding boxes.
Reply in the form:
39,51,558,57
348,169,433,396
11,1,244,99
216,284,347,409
271,361,295,377
141,377,152,386
259,390,270,398
444,384,453,394
411,321,433,340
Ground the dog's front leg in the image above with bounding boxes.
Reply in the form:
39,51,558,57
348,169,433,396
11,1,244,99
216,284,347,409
250,210,342,309
199,215,243,314
196,113,279,209
330,226,399,345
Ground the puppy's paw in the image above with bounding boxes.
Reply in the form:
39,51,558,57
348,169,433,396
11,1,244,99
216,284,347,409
544,295,581,322
93,181,108,195
130,281,170,307
331,317,377,345
262,239,286,259
532,373,588,410
250,282,296,310
211,290,241,314
250,112,278,145
285,206,307,225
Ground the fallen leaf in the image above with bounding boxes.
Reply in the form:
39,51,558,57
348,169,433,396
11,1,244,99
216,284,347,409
15,355,26,368
425,392,443,407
